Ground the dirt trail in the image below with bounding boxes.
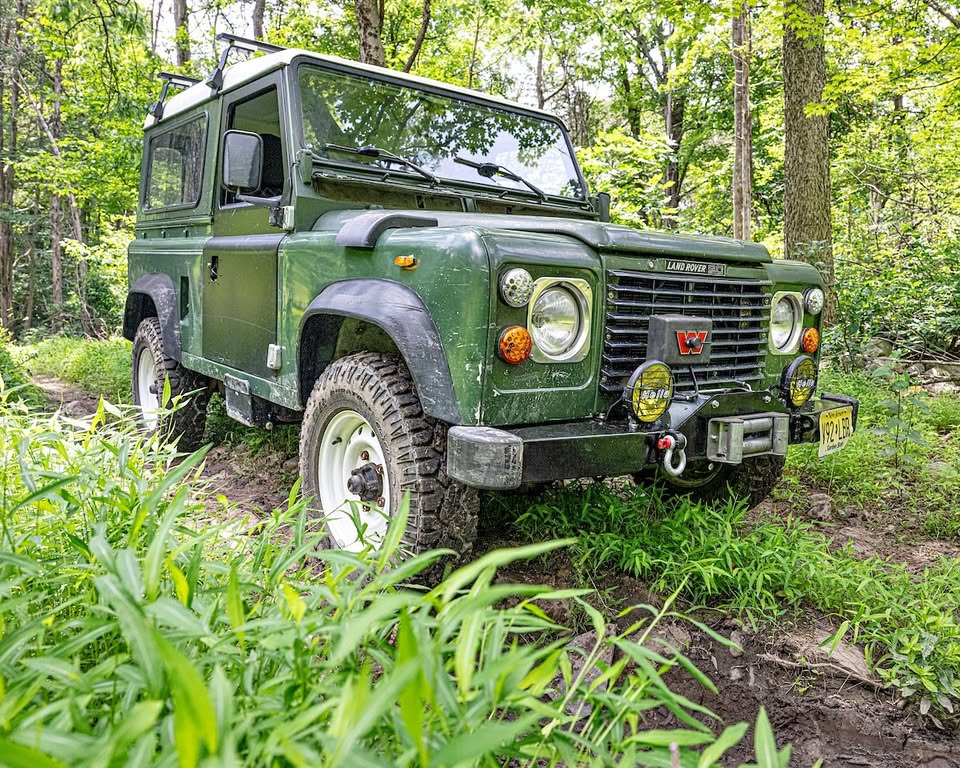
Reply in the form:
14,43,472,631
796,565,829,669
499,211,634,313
33,376,960,766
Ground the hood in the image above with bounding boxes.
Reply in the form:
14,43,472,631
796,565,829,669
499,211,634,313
315,209,771,264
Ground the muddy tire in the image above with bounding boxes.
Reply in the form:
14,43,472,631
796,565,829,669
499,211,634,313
635,455,786,509
131,317,209,450
299,352,479,559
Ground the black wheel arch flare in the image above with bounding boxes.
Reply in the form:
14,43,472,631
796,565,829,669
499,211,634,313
298,278,461,424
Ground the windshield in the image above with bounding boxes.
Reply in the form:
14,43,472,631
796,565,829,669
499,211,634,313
298,65,584,200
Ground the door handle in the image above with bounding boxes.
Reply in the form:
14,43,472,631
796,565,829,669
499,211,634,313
210,254,219,282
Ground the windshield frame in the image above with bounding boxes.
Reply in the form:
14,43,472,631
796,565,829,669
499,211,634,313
290,56,589,203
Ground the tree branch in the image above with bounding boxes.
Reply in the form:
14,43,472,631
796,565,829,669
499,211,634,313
403,0,431,72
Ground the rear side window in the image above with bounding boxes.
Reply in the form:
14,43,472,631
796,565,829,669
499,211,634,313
144,115,207,210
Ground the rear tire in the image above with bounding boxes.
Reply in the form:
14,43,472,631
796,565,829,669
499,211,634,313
131,317,209,450
634,455,786,509
299,352,479,558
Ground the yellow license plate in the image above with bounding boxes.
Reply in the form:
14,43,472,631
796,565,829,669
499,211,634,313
819,406,854,457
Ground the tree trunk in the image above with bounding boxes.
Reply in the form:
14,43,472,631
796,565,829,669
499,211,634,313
732,3,753,241
663,91,685,229
51,193,62,331
0,1,24,331
403,0,430,72
783,0,834,320
252,0,265,39
354,0,385,67
173,0,190,66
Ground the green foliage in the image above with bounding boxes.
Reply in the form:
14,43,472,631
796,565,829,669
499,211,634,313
16,336,131,401
0,398,787,765
0,330,43,405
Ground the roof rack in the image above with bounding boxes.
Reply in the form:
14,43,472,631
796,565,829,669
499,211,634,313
148,72,202,120
206,33,286,93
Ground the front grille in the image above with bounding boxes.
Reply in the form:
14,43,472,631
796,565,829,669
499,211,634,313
601,269,771,395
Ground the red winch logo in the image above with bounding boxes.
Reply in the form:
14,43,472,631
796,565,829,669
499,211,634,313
676,331,708,355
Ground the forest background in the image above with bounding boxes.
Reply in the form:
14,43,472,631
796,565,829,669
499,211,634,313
1,0,960,358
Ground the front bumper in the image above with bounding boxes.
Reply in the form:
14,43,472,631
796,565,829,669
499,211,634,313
446,391,859,490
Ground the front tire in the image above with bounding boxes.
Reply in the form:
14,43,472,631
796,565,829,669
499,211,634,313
634,455,786,508
131,317,209,450
299,352,479,558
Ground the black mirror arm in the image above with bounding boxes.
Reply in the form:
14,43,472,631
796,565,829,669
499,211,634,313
237,193,282,207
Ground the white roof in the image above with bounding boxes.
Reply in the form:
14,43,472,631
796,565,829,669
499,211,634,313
146,48,560,128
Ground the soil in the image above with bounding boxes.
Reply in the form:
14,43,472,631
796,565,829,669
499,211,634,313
32,376,960,766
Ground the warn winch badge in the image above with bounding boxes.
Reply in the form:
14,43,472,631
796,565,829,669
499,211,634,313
677,331,708,355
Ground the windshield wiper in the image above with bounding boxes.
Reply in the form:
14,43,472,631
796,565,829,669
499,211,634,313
453,156,547,201
323,143,438,185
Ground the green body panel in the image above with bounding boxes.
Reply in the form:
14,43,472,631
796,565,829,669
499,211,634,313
129,54,831,433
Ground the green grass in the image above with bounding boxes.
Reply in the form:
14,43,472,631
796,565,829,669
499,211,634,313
0,394,792,767
783,368,960,535
513,482,960,720
14,335,132,402
0,330,44,405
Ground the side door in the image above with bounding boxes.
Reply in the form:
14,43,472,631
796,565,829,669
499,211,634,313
202,73,288,379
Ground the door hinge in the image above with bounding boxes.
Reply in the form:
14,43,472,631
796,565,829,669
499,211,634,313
266,344,282,370
269,205,294,231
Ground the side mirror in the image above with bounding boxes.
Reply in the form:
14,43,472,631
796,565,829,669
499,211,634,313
594,192,611,223
222,130,262,191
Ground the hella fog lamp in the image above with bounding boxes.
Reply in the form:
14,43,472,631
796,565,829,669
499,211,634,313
804,287,825,316
500,268,535,307
625,361,674,423
781,355,818,408
769,292,803,354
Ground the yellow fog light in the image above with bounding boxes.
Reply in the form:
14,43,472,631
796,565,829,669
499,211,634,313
625,361,674,423
782,355,818,408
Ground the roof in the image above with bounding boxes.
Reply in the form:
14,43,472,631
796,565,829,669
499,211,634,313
145,48,560,129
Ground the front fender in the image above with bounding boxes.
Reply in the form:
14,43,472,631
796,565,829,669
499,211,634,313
123,273,180,361
299,278,461,424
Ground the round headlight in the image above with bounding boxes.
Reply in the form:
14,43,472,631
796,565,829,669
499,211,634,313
625,361,674,423
770,294,802,352
804,287,825,315
500,268,535,307
530,287,581,357
781,355,818,408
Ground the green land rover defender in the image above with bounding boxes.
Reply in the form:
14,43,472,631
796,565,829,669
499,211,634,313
126,34,858,556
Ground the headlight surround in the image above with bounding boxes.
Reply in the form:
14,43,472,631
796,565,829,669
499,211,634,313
768,291,804,354
526,277,592,363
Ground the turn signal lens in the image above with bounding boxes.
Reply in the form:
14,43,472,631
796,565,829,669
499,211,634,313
498,326,532,365
801,327,820,354
625,361,674,423
781,355,818,408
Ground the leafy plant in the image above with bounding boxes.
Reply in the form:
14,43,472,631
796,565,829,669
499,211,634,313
0,395,788,766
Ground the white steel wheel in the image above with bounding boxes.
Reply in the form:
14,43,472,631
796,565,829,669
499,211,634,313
317,408,391,551
136,346,161,430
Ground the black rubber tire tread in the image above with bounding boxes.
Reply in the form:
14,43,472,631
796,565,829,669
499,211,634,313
299,352,479,559
636,454,786,509
131,317,209,451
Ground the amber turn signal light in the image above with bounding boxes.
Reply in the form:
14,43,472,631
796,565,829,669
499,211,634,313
801,327,820,354
498,326,532,365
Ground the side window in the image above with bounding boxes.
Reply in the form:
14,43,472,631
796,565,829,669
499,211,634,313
223,87,284,205
145,115,207,210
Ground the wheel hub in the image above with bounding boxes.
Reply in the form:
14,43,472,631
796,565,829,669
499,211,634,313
346,462,383,502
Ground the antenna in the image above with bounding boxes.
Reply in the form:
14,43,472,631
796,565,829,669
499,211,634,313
206,33,286,93
148,72,202,120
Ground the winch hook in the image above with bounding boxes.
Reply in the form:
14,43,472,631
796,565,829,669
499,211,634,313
657,432,687,477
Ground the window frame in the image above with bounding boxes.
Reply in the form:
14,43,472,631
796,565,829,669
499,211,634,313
141,112,209,213
291,58,589,202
